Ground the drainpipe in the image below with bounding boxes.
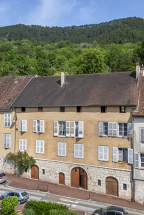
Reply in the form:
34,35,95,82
14,108,17,153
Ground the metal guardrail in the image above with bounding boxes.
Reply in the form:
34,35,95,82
38,183,48,192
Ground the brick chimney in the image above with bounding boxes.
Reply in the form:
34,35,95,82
136,62,140,79
61,69,65,87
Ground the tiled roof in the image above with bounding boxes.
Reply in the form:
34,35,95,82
133,75,144,116
0,75,35,110
13,71,138,107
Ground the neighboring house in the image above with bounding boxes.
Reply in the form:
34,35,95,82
0,75,36,173
11,70,138,201
133,64,144,204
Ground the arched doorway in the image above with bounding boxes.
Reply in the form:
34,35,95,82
31,165,39,179
71,167,87,189
59,172,65,185
106,177,118,197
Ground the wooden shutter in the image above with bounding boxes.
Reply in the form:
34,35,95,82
54,121,58,136
104,146,109,161
40,141,44,154
4,134,6,148
71,121,75,137
128,148,133,164
62,142,66,156
140,128,144,143
98,146,103,160
23,139,27,151
5,134,11,148
22,120,27,132
98,122,103,136
112,123,117,136
74,144,79,158
39,120,44,133
108,122,113,136
66,121,70,137
108,122,117,136
134,153,140,169
19,119,22,132
4,113,7,127
36,140,39,153
112,147,118,162
19,139,23,151
79,121,84,138
33,120,37,133
128,123,132,138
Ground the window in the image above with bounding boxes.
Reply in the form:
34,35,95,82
57,142,66,156
4,113,11,127
113,147,133,164
108,122,117,136
15,193,20,197
21,107,25,112
38,107,43,112
98,180,101,186
141,154,144,167
98,146,109,161
33,120,44,133
140,128,144,143
119,123,127,137
98,122,117,137
19,139,27,152
120,106,126,113
54,121,84,138
74,144,84,159
36,140,44,154
4,134,11,148
42,169,45,175
123,184,127,190
101,106,107,113
77,106,82,113
19,119,27,132
60,107,65,112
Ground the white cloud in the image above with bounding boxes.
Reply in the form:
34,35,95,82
25,0,78,26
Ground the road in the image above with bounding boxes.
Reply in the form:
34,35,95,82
0,185,143,215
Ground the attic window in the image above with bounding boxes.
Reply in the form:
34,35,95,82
21,107,25,112
38,107,43,112
60,107,65,112
120,106,126,113
6,100,10,103
101,106,107,113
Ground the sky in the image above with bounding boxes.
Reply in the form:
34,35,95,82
0,0,144,28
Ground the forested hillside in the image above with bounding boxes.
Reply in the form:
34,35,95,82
0,37,144,77
0,17,144,44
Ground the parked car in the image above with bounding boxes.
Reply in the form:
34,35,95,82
0,172,7,184
0,189,29,205
92,206,128,215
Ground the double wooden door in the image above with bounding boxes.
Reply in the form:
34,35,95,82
106,177,118,196
71,167,87,189
31,165,39,179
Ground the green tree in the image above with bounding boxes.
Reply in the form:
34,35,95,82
1,196,18,215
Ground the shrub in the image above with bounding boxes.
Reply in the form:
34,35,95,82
10,211,18,215
1,196,18,215
24,200,68,215
23,208,35,215
50,209,77,215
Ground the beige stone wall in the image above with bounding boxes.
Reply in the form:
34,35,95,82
21,159,132,200
0,110,15,158
135,180,144,204
15,106,133,170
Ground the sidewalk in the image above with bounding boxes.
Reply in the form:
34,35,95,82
6,174,144,212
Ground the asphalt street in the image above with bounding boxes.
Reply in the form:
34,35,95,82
0,184,143,215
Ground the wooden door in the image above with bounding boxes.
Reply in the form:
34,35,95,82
79,168,87,189
106,177,118,196
31,165,39,179
71,167,79,188
59,172,65,185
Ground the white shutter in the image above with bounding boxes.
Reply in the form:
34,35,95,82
54,121,58,136
78,144,84,158
128,123,132,138
58,142,61,156
71,121,75,137
4,134,6,148
108,122,113,136
19,119,22,132
104,146,109,161
7,134,10,148
140,128,144,143
33,120,37,133
113,123,117,136
19,139,23,151
62,142,66,156
112,147,118,162
128,148,133,164
78,121,84,138
4,113,7,127
40,120,44,133
74,144,79,158
23,139,27,151
98,122,103,136
66,121,70,137
36,140,39,153
22,120,27,132
134,153,140,169
40,141,44,154
98,146,103,160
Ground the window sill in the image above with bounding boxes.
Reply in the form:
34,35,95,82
118,161,128,164
36,152,44,154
